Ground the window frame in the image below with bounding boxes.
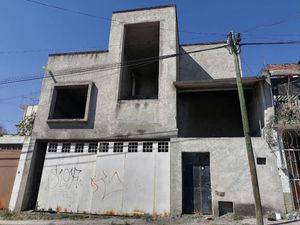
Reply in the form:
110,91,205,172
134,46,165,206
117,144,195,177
47,82,93,123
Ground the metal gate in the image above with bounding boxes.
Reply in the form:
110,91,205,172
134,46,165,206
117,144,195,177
285,149,300,209
283,130,300,209
182,153,212,214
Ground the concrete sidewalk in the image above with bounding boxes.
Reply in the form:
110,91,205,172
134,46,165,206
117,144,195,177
1,217,300,225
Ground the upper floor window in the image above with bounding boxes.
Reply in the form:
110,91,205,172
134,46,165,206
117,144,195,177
48,83,92,122
119,22,159,100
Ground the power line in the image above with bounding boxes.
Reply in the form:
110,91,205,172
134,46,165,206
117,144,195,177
241,40,300,46
241,12,300,34
1,39,300,88
0,36,226,55
23,0,113,22
0,44,228,87
22,0,226,37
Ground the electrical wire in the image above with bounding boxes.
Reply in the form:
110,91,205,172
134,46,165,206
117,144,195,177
22,0,226,37
241,12,300,34
0,44,228,87
241,40,300,46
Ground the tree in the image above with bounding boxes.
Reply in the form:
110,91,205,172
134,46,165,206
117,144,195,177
0,123,7,136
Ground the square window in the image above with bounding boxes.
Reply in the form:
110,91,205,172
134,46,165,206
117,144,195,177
143,142,153,152
88,143,98,153
61,143,71,153
75,143,84,153
158,142,169,152
128,142,138,152
99,142,109,152
48,143,58,152
48,83,92,121
114,142,123,152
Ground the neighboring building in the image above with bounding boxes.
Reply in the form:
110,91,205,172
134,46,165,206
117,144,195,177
0,135,23,209
262,62,300,212
10,5,286,216
0,105,37,209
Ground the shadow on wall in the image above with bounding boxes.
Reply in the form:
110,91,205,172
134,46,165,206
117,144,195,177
47,86,98,129
179,47,213,81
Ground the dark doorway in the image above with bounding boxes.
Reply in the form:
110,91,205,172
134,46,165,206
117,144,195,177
182,152,212,214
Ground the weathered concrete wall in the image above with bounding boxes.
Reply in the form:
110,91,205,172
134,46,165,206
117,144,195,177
8,136,32,211
179,43,236,81
32,6,178,141
37,142,170,215
170,137,285,216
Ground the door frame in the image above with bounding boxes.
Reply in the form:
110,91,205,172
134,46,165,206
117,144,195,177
181,152,212,215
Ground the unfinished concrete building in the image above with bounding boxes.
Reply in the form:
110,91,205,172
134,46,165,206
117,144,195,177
9,5,287,216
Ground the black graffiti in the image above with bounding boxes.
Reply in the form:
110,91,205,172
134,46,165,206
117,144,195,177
48,165,82,190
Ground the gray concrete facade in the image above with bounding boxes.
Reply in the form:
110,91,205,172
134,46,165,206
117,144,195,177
10,5,288,217
170,138,285,216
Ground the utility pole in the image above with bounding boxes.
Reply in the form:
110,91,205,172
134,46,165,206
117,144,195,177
228,31,264,225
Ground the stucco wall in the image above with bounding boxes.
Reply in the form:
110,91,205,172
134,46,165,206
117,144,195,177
32,6,178,141
37,142,170,215
179,43,236,81
170,137,285,216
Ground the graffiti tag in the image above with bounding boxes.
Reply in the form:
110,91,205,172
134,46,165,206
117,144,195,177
48,165,82,190
90,170,126,200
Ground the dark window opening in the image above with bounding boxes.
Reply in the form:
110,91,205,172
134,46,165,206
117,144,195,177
88,143,98,153
178,90,262,137
256,157,266,165
49,85,89,120
48,143,58,152
0,144,22,150
143,142,153,152
119,22,159,100
128,142,138,152
75,143,84,153
219,201,233,216
114,142,123,152
158,142,169,152
61,143,71,153
99,142,109,152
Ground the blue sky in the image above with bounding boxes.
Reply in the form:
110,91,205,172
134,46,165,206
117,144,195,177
0,0,299,133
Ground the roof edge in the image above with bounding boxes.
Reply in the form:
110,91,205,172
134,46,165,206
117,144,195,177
113,5,176,14
49,50,108,57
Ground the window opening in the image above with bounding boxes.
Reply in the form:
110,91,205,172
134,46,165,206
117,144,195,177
99,142,109,152
119,22,159,100
114,142,123,152
128,142,138,152
256,157,266,165
158,142,169,152
88,143,98,153
143,142,153,152
75,143,84,153
49,84,90,120
61,143,71,153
